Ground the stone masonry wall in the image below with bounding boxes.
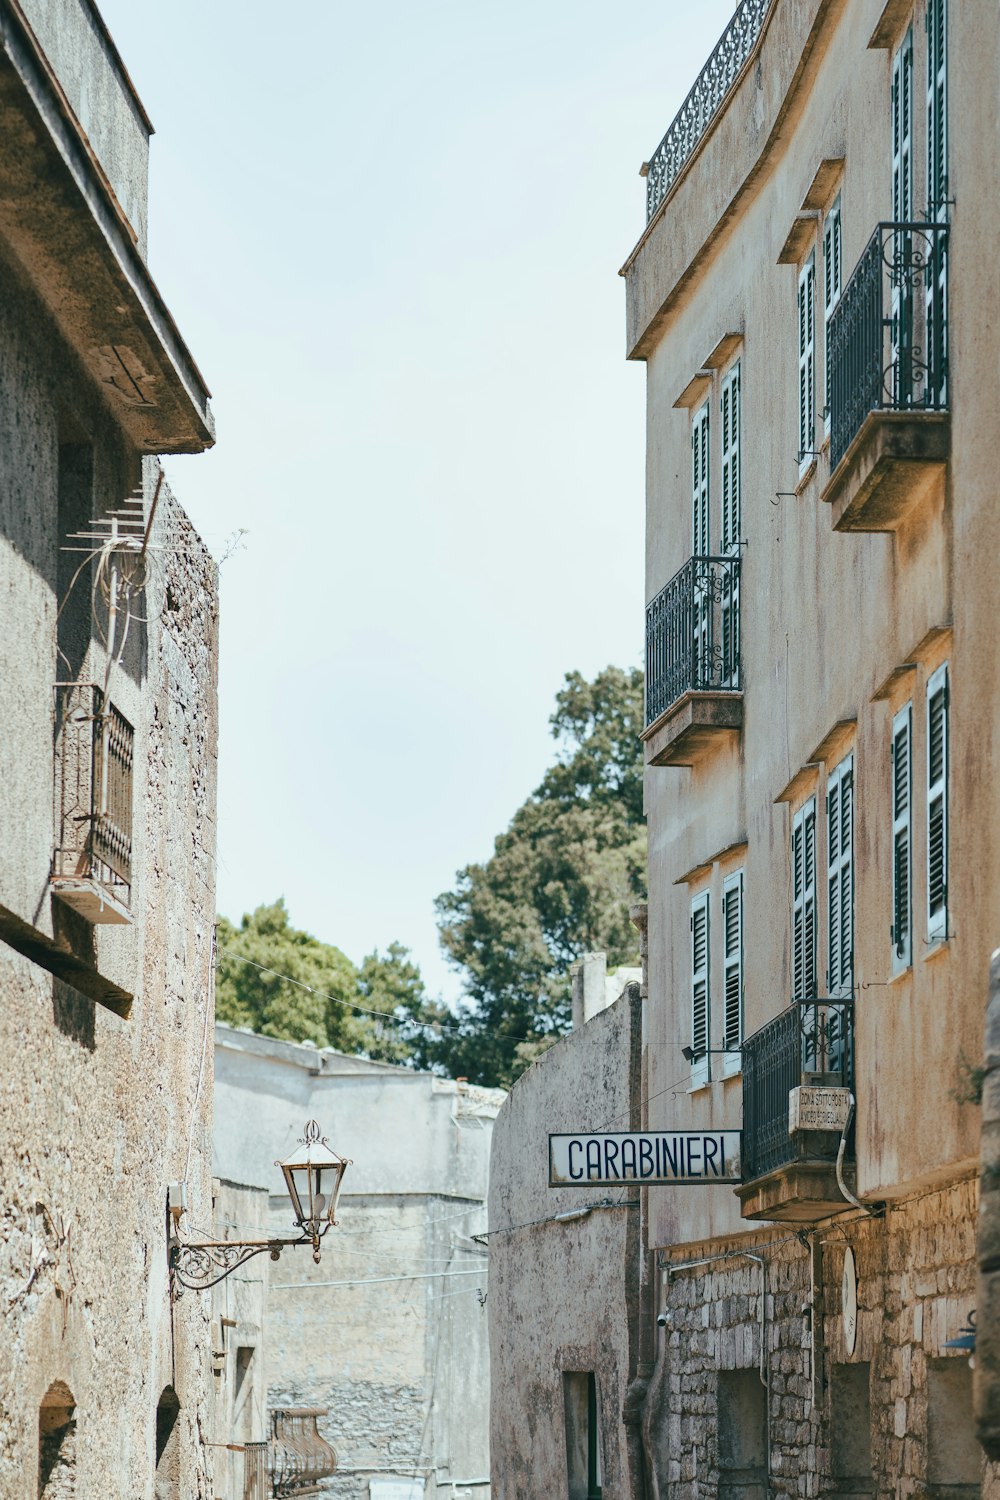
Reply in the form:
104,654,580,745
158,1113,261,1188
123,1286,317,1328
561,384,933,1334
647,1177,998,1500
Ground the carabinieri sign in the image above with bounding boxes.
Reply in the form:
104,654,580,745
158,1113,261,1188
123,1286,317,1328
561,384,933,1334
548,1130,742,1187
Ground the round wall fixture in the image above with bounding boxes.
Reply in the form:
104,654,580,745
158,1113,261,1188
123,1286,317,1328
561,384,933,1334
842,1245,858,1356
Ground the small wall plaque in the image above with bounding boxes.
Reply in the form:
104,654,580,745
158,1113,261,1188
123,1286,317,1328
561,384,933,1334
789,1086,852,1133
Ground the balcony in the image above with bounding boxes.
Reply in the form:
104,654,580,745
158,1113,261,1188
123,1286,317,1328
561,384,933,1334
823,220,949,532
737,999,855,1222
270,1407,338,1498
52,684,134,923
641,555,742,767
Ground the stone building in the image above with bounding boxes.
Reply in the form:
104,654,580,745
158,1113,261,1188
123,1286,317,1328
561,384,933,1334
617,0,999,1496
213,1023,504,1499
0,0,219,1493
488,959,646,1499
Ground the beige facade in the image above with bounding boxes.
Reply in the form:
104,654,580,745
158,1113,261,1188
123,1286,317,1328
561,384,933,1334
620,0,997,1495
0,0,219,1494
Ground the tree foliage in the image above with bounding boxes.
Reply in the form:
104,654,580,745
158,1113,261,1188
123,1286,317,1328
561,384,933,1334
216,902,446,1065
433,665,646,1088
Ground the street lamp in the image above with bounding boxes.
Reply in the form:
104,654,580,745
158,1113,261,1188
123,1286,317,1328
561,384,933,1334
169,1120,351,1294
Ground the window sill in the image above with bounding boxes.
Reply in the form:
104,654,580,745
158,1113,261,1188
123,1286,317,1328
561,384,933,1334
795,457,818,494
922,935,951,963
887,963,912,986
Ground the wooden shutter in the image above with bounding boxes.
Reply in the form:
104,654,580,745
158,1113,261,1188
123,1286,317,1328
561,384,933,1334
892,29,913,222
823,197,842,436
927,0,947,217
827,756,854,998
692,400,710,555
798,254,816,469
891,704,912,971
722,871,743,1071
690,892,710,1087
927,664,949,942
720,364,741,554
792,799,817,1001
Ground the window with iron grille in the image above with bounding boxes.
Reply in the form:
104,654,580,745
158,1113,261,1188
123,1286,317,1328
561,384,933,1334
53,682,134,915
891,704,912,971
690,891,710,1087
722,870,743,1073
926,663,949,942
792,799,817,1000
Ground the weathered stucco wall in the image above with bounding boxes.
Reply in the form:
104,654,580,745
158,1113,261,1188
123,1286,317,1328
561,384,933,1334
214,1027,501,1498
489,987,643,1499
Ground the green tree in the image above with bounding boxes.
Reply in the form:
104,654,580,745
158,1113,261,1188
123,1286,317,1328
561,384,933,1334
434,665,646,1088
215,898,377,1054
356,941,453,1069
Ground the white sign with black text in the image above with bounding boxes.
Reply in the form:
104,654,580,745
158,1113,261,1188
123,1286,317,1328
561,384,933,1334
548,1130,742,1187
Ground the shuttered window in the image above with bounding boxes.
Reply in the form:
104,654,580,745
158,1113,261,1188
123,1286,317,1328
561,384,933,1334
692,400,710,555
827,756,854,998
722,871,743,1074
690,892,710,1087
927,0,947,217
720,363,741,688
891,704,912,971
892,28,913,222
823,197,842,437
792,799,817,1001
798,254,816,470
926,664,949,942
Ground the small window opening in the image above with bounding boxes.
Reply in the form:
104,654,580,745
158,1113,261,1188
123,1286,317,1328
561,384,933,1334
38,1381,76,1499
563,1371,603,1500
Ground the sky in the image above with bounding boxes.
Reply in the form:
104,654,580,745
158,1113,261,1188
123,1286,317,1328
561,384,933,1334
97,0,737,1004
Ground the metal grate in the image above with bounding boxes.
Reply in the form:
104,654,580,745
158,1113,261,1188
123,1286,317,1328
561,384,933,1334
644,554,741,728
243,1441,269,1500
644,0,772,222
270,1407,337,1498
53,683,134,903
828,220,949,468
741,1000,854,1181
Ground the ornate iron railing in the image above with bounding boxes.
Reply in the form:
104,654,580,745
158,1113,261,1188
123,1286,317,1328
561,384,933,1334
644,554,741,728
53,683,134,901
644,0,772,221
243,1441,269,1500
741,1000,854,1181
828,220,949,468
270,1407,337,1498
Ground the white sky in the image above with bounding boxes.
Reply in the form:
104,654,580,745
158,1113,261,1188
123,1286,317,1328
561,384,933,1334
97,0,736,1003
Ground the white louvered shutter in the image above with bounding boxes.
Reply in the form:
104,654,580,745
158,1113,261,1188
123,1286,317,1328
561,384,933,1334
792,799,817,1001
823,197,842,437
891,704,913,971
927,0,947,218
691,892,710,1088
893,29,913,222
827,756,854,998
722,871,743,1073
926,664,949,942
720,363,741,688
798,254,816,469
691,401,711,685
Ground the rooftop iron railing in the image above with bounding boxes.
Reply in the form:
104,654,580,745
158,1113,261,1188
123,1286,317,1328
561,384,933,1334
828,220,949,468
741,999,854,1181
644,554,741,728
644,0,772,221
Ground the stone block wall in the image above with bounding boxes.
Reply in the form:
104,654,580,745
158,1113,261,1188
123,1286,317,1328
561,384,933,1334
648,1177,997,1500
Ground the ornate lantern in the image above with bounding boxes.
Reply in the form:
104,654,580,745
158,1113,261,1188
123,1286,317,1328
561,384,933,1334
277,1120,351,1262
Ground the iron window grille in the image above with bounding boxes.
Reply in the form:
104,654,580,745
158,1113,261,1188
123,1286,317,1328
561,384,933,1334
741,999,855,1181
827,220,949,469
242,1441,268,1500
270,1407,337,1498
53,683,134,907
644,554,741,728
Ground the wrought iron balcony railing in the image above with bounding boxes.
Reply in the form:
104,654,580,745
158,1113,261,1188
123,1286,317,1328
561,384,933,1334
741,1000,854,1182
828,220,949,469
645,554,741,728
242,1441,269,1500
270,1407,337,1498
644,0,772,221
53,682,134,905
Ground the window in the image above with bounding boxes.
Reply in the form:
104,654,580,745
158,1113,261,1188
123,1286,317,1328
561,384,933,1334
892,28,913,221
891,704,913,971
797,252,816,470
691,892,710,1087
826,755,854,998
722,871,743,1073
38,1383,76,1499
792,799,817,1000
823,196,842,438
563,1372,603,1500
926,663,949,942
927,0,947,218
692,399,712,683
720,363,741,687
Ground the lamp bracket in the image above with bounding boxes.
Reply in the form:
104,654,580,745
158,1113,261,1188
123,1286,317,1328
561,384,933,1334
169,1234,311,1295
